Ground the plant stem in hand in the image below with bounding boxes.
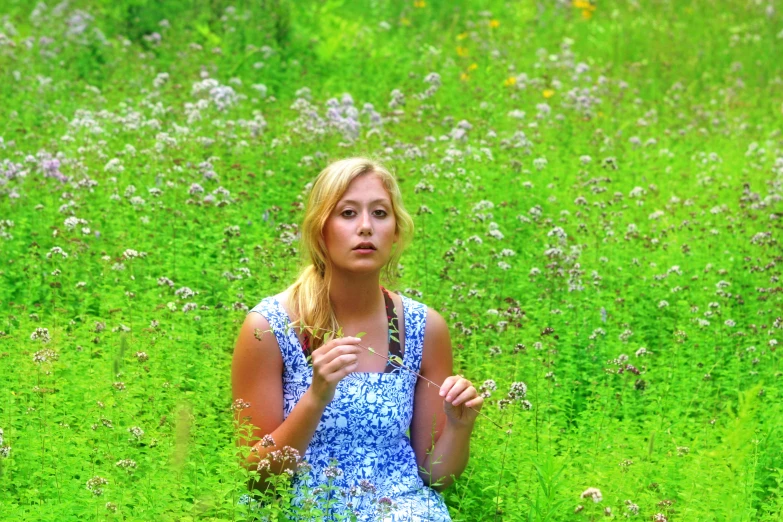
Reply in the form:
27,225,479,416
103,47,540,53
358,342,503,430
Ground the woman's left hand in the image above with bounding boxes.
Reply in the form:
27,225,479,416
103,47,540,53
440,375,483,428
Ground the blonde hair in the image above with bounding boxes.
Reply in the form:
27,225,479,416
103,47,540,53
286,156,415,353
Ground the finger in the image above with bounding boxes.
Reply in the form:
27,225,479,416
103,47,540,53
322,343,361,365
316,337,360,355
447,388,473,406
439,376,458,397
444,380,470,402
465,396,484,410
321,353,358,378
451,387,477,406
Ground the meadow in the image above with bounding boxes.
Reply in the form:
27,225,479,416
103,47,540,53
1,0,782,520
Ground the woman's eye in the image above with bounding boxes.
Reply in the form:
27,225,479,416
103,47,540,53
341,209,387,217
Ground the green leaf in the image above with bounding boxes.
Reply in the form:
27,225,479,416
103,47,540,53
355,331,366,338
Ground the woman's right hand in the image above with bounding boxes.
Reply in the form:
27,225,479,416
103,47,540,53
308,337,363,406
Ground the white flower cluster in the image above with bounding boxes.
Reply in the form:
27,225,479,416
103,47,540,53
86,476,108,496
0,428,10,458
46,246,68,259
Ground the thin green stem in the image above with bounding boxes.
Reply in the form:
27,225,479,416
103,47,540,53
255,326,504,430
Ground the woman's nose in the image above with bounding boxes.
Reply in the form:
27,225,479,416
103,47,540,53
358,211,372,232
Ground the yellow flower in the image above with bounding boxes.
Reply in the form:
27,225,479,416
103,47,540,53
460,72,470,82
572,0,595,9
468,63,478,71
573,0,596,18
542,89,555,98
489,20,500,28
504,76,516,87
401,17,411,26
457,32,468,40
414,0,426,8
456,46,469,57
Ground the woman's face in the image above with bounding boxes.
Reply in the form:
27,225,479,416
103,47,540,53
322,173,398,276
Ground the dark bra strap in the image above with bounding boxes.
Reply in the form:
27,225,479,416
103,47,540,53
382,286,404,373
301,286,403,372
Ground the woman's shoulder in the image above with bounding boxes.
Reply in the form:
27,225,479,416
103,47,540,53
391,290,433,323
247,292,286,317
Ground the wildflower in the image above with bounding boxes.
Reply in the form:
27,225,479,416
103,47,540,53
46,246,68,259
0,428,10,458
224,225,241,238
376,496,396,515
324,466,343,479
580,487,602,503
269,445,301,465
487,229,505,240
104,158,124,173
116,459,137,470
232,398,251,411
175,287,196,299
533,157,548,170
105,502,117,512
624,500,639,515
128,426,144,440
508,382,527,400
32,346,59,364
86,476,109,496
653,514,668,522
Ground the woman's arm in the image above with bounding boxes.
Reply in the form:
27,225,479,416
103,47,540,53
410,308,481,492
231,312,327,486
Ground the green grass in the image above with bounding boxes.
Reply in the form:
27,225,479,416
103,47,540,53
1,0,782,520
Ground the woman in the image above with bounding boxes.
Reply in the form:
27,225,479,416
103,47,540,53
231,157,483,521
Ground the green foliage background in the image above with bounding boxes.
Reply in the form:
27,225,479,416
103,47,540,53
0,0,782,520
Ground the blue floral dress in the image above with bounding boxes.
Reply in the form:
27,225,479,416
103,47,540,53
241,292,452,522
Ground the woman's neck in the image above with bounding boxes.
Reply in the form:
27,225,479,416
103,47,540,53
326,269,384,324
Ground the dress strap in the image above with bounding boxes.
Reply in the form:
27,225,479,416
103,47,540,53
300,287,404,371
381,286,404,373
